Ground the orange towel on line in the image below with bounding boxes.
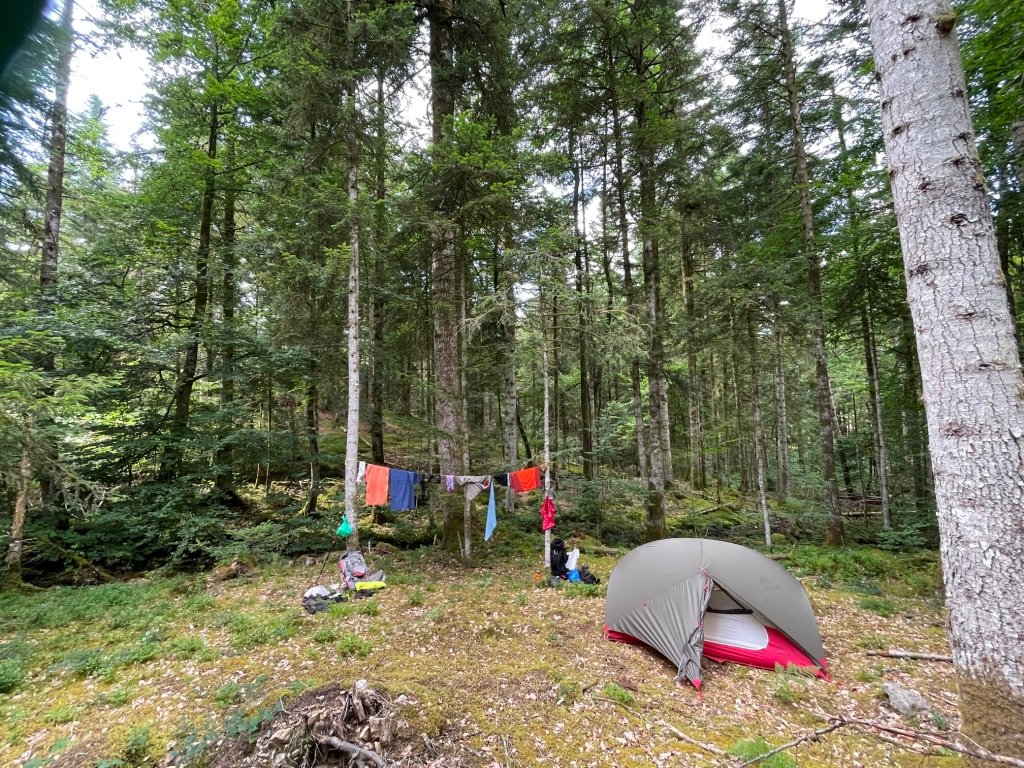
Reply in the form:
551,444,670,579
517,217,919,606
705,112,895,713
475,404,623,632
510,466,542,493
365,464,390,506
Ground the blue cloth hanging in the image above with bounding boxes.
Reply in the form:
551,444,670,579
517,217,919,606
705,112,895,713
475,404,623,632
485,480,497,541
389,469,420,511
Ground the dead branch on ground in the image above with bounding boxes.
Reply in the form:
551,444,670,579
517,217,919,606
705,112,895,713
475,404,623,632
865,649,953,662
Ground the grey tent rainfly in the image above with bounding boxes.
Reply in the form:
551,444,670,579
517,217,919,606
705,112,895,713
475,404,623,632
604,538,828,688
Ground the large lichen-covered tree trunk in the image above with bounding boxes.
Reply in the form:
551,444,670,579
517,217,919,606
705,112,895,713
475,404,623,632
868,0,1024,760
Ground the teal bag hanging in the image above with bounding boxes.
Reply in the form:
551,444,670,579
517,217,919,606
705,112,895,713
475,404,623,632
337,517,353,537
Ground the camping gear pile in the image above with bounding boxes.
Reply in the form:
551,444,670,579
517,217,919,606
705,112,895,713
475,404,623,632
550,538,600,584
302,551,386,614
604,538,827,688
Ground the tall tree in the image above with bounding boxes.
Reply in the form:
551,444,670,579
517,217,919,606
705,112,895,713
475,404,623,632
867,0,1024,758
776,0,843,544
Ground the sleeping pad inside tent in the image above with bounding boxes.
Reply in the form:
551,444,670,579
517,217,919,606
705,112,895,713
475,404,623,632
603,538,828,688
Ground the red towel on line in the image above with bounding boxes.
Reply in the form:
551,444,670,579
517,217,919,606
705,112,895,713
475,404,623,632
510,466,542,493
364,464,389,506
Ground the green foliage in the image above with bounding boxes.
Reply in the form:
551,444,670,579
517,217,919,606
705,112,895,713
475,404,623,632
601,682,635,708
727,738,796,768
563,582,604,599
408,588,424,607
311,627,336,644
858,596,898,617
44,706,77,724
334,634,371,658
214,683,242,708
0,659,26,694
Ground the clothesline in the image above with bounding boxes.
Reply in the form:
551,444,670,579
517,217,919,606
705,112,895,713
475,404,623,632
352,460,556,541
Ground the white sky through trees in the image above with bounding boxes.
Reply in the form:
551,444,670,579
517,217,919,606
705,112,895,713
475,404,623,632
69,0,833,151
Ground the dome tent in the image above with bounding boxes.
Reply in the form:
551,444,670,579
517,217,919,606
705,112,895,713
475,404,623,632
604,538,827,688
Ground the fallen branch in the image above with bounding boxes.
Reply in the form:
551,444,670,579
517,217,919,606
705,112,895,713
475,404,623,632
865,650,953,662
658,718,728,757
316,735,385,766
733,722,845,766
37,535,114,583
829,715,1024,768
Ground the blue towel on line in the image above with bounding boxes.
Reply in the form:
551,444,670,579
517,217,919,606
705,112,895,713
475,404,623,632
389,469,420,511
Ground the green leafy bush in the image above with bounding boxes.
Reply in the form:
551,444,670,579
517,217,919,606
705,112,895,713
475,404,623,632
0,659,25,693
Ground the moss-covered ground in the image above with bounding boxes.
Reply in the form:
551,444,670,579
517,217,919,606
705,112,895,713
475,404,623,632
0,529,963,768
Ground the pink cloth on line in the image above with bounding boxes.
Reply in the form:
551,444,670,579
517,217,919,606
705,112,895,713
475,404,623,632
540,494,556,531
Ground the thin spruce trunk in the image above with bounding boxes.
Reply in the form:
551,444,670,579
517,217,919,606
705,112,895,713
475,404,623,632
39,0,73,372
682,240,705,490
34,0,73,513
571,130,595,480
729,302,749,493
773,299,791,501
215,129,237,494
777,0,843,544
305,353,321,516
460,247,471,565
862,310,891,527
162,98,218,481
608,39,648,484
369,66,387,468
747,312,772,546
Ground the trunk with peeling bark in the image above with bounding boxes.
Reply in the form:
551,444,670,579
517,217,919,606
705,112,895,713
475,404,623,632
343,1,362,551
867,0,1024,759
4,438,32,586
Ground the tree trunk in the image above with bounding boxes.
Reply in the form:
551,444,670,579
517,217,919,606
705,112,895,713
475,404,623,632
636,96,666,541
773,302,791,501
459,242,472,566
499,238,518,510
38,0,73,372
862,309,891,528
162,99,218,481
305,358,321,516
215,129,237,494
369,67,387,469
729,303,749,493
747,313,772,547
343,2,362,551
867,1,1024,758
4,435,32,587
683,241,705,490
571,131,595,481
608,42,648,484
428,0,462,550
778,0,842,544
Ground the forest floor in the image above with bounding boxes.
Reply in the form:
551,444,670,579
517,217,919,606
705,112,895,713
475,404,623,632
0,532,963,768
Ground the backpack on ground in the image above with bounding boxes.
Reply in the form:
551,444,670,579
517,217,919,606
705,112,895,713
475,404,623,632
550,538,569,578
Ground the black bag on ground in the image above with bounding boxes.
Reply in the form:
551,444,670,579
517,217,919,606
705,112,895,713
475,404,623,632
550,538,569,578
579,564,600,585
